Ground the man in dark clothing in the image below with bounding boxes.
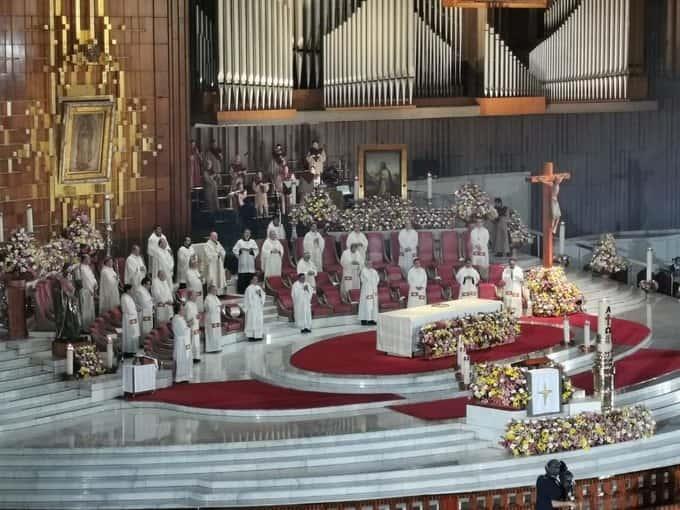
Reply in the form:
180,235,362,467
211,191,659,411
536,459,575,509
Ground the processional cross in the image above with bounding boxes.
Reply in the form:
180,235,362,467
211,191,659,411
527,163,571,268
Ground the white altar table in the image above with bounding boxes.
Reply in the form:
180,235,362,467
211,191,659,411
377,299,503,357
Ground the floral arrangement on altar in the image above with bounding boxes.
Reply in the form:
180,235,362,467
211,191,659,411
470,362,574,410
61,209,105,257
525,266,582,317
290,189,340,227
0,228,40,279
508,209,533,247
419,310,519,358
74,344,107,379
502,406,655,456
453,183,498,224
589,233,628,275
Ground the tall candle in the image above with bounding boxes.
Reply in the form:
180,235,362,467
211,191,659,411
646,247,653,281
66,343,74,377
104,195,111,225
559,221,566,256
463,355,471,385
526,300,533,317
427,172,433,200
583,320,591,348
290,182,297,205
563,317,570,345
106,335,114,370
354,175,360,202
0,212,4,243
25,204,34,234
597,298,608,339
457,335,465,369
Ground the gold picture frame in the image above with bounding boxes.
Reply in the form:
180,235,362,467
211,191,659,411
357,144,408,200
59,97,115,184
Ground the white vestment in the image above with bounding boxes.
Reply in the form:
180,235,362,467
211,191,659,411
346,231,368,257
177,246,196,285
133,284,154,336
303,232,325,271
184,300,201,360
121,293,140,354
147,233,169,277
77,263,97,329
171,314,193,383
204,294,223,352
470,226,490,270
398,229,418,275
502,266,524,318
243,284,266,339
359,267,380,322
232,239,259,274
186,268,204,313
205,239,228,292
99,266,120,314
124,254,147,288
291,280,314,330
407,267,428,308
155,248,175,295
456,266,481,299
151,278,173,325
261,239,284,278
340,249,364,294
296,259,317,289
267,221,286,241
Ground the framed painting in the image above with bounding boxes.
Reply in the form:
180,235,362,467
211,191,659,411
59,97,115,184
357,144,408,200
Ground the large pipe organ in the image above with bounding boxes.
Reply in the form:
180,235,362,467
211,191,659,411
483,24,541,97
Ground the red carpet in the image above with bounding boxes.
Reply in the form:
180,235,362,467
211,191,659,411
529,313,650,346
135,380,401,410
390,397,470,421
571,348,680,394
290,324,564,376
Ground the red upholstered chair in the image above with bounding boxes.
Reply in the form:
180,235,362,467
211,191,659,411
277,290,294,319
364,233,388,271
339,233,348,251
321,286,353,315
108,307,122,328
479,282,500,300
265,276,288,297
440,231,461,264
386,265,409,300
281,242,298,281
462,229,472,260
378,287,401,311
222,319,243,333
254,239,265,273
488,263,505,285
418,231,436,270
427,283,445,304
389,232,401,265
323,236,342,278
314,271,334,290
312,295,333,318
295,237,305,262
435,263,457,298
348,288,361,303
157,323,172,340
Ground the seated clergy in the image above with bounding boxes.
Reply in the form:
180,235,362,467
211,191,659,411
120,285,140,356
359,260,380,326
267,216,286,241
407,258,427,308
346,223,368,258
99,257,120,314
185,258,204,313
171,301,193,384
470,218,490,281
152,270,174,325
303,224,325,272
133,277,154,337
155,238,175,295
456,259,481,299
501,258,524,318
243,275,266,342
398,219,418,276
291,273,314,334
261,230,284,279
340,243,364,295
296,252,318,289
125,245,147,288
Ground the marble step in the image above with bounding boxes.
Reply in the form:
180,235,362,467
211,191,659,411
2,389,82,410
0,372,56,393
0,355,32,370
0,364,48,382
0,401,112,433
0,395,95,423
0,380,73,403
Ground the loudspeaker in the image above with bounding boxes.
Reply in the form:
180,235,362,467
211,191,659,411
410,159,439,179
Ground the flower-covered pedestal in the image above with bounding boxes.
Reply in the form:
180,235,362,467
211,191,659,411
525,266,582,317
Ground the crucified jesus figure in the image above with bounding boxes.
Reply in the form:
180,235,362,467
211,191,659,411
532,174,565,234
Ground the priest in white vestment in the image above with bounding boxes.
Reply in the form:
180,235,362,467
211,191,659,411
76,254,97,329
261,230,284,279
303,223,325,272
346,224,368,258
470,219,490,280
359,260,380,325
99,257,120,314
124,245,147,288
267,216,286,241
340,244,364,295
152,270,173,325
232,229,259,293
186,259,204,313
184,291,201,362
147,226,168,280
292,273,314,333
296,252,318,289
456,259,481,299
134,277,154,337
121,285,140,356
155,238,175,295
177,237,195,286
205,231,228,294
501,258,524,318
171,302,193,383
407,258,428,308
398,220,418,275
204,285,223,352
243,276,266,341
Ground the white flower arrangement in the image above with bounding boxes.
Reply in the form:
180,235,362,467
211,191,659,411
453,183,498,224
590,233,628,274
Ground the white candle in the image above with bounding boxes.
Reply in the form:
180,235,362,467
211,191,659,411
106,335,114,370
66,343,74,376
354,175,360,202
104,195,112,225
462,355,471,385
265,333,272,344
526,300,533,317
290,182,297,205
598,298,608,339
559,221,566,256
25,204,33,234
646,247,653,281
6,101,11,116
0,212,4,243
457,336,465,369
427,172,433,200
563,317,570,345
583,320,591,348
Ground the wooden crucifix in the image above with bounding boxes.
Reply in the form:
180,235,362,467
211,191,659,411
527,162,571,268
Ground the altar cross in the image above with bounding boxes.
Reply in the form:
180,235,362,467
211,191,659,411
527,162,571,268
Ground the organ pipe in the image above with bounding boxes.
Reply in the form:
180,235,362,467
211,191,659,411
483,24,540,98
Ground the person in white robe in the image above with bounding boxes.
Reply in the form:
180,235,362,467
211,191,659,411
204,285,223,352
470,219,490,280
261,230,284,279
205,231,228,294
121,285,140,356
76,254,97,329
501,258,524,318
152,270,174,325
267,216,286,241
407,258,428,308
99,257,120,314
155,238,175,295
340,244,364,295
232,229,259,294
359,260,380,325
346,224,368,258
133,277,154,337
291,273,314,333
171,302,193,383
177,237,195,286
146,226,168,279
303,223,325,272
243,276,266,341
456,259,481,299
124,245,147,288
296,252,318,289
186,259,204,313
398,220,418,276
184,291,201,362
